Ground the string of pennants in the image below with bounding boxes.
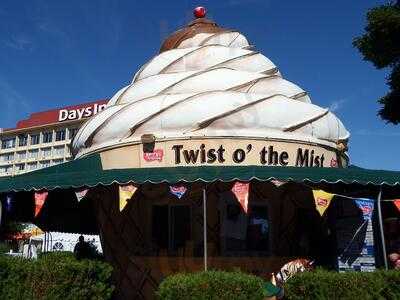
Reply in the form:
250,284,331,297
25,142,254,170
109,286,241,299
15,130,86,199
312,189,400,219
3,183,400,218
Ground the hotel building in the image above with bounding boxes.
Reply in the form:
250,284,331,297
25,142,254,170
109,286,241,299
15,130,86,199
0,100,107,177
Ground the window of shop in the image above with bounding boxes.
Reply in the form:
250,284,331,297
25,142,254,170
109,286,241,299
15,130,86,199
247,205,270,252
217,192,271,256
18,134,28,147
152,205,192,254
30,134,40,145
1,137,15,149
55,129,66,141
43,131,53,143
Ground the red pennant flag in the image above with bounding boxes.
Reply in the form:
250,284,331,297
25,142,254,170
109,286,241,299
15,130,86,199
231,182,250,213
394,199,400,213
34,191,48,217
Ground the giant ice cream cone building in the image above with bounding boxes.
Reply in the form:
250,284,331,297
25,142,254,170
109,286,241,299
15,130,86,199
71,8,352,299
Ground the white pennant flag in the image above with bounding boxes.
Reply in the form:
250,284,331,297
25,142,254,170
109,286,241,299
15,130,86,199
75,188,89,202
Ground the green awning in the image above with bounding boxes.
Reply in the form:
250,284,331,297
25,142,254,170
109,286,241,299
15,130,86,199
0,153,399,192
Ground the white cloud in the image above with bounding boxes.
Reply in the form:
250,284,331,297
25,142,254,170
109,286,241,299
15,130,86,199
2,35,34,51
329,98,346,112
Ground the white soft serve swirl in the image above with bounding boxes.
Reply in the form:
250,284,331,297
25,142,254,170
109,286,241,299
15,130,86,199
72,30,349,158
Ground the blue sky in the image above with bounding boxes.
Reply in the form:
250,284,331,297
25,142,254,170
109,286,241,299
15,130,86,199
0,0,398,170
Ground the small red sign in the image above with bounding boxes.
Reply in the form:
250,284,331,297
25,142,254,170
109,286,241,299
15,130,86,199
360,206,372,215
143,149,164,162
317,197,328,207
330,158,338,167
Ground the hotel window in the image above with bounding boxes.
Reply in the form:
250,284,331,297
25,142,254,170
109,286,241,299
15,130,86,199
1,137,16,149
40,160,51,169
41,147,52,158
0,165,12,174
0,153,14,162
69,128,79,140
17,151,26,160
18,134,28,147
30,134,40,145
2,153,14,162
27,162,37,171
54,146,64,157
52,159,63,165
28,149,39,159
55,129,66,141
43,131,53,143
16,164,25,171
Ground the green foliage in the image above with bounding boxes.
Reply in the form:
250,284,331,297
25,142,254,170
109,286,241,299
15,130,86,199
157,270,265,300
0,242,11,254
353,3,400,124
284,268,400,300
0,252,114,300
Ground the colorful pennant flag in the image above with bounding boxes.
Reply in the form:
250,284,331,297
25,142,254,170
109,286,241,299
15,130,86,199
75,188,89,203
394,199,400,213
169,185,187,199
312,190,335,216
231,181,250,213
119,184,137,211
34,191,48,217
355,198,374,221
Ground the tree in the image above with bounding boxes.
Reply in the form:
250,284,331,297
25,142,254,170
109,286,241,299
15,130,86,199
353,2,400,124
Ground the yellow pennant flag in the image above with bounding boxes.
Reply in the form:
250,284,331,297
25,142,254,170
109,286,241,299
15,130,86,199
312,190,335,216
119,184,137,211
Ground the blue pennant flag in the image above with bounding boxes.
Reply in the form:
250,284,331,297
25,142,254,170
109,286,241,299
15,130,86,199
355,198,374,221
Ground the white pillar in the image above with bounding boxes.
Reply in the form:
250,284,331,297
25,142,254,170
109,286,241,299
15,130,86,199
377,188,388,270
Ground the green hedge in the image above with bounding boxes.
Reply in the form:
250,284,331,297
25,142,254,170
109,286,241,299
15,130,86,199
157,270,265,300
0,252,114,300
284,268,400,300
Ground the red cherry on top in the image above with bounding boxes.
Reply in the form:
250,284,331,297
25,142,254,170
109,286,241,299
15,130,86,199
194,6,206,18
